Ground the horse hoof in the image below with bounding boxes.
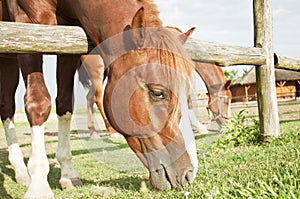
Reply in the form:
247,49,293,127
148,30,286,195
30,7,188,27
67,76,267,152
90,131,100,139
107,126,117,134
60,177,83,190
194,125,209,134
109,133,121,140
71,177,83,187
24,183,54,199
16,172,31,187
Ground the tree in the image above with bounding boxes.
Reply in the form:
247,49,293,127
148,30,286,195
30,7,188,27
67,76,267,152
224,69,239,82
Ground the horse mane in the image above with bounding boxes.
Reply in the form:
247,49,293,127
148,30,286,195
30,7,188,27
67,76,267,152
132,1,194,123
154,28,194,82
138,0,162,27
16,0,56,24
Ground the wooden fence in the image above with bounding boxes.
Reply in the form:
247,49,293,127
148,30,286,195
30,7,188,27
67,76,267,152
1,0,300,139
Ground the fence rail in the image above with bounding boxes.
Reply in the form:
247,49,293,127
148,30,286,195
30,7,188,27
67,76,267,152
0,21,87,54
0,21,300,71
230,91,300,102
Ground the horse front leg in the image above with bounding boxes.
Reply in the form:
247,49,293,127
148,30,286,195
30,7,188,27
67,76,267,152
18,54,53,199
0,57,30,186
56,55,82,190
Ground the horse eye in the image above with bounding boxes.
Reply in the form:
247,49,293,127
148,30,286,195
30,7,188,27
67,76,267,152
149,88,166,100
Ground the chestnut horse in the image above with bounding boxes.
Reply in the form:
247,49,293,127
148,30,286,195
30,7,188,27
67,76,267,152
78,27,209,138
1,0,198,198
194,62,232,127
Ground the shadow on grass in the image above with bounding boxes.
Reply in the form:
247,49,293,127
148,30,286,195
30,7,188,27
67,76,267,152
194,131,220,140
0,149,16,198
0,128,140,197
279,118,300,124
48,164,142,192
97,176,142,191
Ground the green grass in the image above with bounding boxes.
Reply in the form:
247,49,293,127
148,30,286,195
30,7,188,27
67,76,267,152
0,119,299,198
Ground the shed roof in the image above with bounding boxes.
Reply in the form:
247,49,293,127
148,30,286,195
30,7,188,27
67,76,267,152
233,67,300,85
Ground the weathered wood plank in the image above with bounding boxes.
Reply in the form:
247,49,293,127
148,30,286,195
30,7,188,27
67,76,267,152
254,0,280,138
0,21,300,75
0,21,88,54
275,54,300,71
184,38,266,66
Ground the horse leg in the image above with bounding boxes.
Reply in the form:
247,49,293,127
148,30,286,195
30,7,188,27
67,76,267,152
18,54,53,199
188,109,208,134
187,95,208,134
80,54,117,137
86,88,99,138
0,57,30,186
94,85,119,138
56,54,82,190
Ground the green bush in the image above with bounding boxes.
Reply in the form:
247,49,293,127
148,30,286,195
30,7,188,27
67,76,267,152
214,109,261,149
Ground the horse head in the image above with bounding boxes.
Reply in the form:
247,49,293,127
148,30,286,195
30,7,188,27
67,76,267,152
103,8,198,190
207,80,232,127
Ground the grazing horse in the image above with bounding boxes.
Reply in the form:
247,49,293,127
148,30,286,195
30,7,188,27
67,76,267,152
194,62,232,127
1,0,198,198
79,36,231,136
78,27,208,137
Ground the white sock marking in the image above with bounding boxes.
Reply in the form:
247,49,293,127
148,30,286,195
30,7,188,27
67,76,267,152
24,124,54,198
56,112,80,188
3,119,30,186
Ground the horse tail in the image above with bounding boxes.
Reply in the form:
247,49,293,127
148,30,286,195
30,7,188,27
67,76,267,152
78,66,92,90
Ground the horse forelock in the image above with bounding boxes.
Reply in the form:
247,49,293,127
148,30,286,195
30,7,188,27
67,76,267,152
128,27,193,123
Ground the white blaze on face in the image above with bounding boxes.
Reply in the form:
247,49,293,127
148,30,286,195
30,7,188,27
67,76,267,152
179,93,198,180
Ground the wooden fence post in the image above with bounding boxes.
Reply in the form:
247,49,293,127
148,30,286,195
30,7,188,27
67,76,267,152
253,0,280,139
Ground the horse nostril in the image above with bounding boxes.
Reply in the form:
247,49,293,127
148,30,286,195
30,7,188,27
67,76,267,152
185,170,194,183
182,169,194,186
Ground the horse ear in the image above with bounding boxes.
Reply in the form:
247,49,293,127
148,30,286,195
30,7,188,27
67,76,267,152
224,80,231,89
179,27,196,44
131,7,146,48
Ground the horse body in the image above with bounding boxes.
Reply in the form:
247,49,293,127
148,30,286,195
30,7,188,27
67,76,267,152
1,0,198,198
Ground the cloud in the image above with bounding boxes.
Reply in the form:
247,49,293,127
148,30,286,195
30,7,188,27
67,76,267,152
155,0,253,45
155,0,300,57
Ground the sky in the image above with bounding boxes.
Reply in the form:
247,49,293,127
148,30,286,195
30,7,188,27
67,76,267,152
15,0,300,109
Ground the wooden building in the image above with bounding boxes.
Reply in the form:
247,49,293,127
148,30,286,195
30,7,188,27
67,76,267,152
230,68,300,102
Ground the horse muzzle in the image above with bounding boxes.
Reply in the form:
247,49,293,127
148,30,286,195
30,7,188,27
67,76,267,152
149,161,195,190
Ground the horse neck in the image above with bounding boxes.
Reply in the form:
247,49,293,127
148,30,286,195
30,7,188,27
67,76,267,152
64,0,162,41
194,62,225,95
63,0,163,65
